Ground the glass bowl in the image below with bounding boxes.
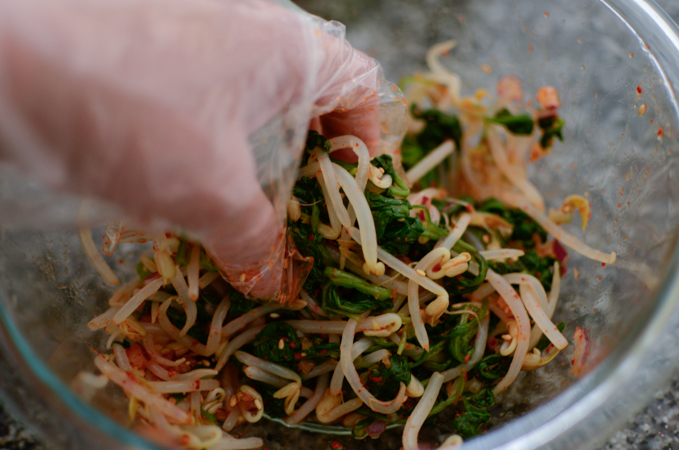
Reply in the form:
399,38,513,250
1,0,679,449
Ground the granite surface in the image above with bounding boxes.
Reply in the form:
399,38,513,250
2,2,679,450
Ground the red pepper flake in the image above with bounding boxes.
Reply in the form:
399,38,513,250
636,85,642,94
294,353,303,360
464,354,470,363
368,374,383,384
593,308,596,312
331,442,345,450
308,234,315,242
601,263,606,267
488,337,498,348
658,127,664,138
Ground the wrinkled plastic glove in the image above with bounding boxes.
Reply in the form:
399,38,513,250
0,0,406,301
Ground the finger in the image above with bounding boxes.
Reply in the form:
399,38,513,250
315,93,381,156
312,31,382,154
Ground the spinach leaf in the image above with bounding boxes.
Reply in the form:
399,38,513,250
253,323,299,365
401,134,425,171
467,387,495,409
486,108,534,135
365,191,424,256
412,206,449,241
321,282,392,318
331,158,358,175
227,290,259,319
428,373,465,417
448,313,482,364
401,106,462,187
293,177,324,217
201,409,217,425
453,400,492,438
411,107,463,155
538,116,565,149
324,267,392,301
364,355,412,401
472,354,511,383
305,130,331,152
199,249,219,272
477,198,548,247
253,323,340,367
302,342,341,362
410,339,448,370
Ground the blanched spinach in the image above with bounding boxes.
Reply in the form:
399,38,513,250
486,108,534,135
453,399,493,438
324,267,392,301
477,198,548,246
365,191,424,256
538,116,565,149
471,354,512,383
321,282,392,318
364,355,412,401
305,130,331,152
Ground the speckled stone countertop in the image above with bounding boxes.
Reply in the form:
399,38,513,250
2,2,679,450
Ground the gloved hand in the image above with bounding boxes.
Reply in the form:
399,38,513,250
0,0,403,300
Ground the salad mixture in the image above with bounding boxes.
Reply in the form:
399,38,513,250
78,41,615,450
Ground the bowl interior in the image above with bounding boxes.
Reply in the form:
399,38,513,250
1,0,679,449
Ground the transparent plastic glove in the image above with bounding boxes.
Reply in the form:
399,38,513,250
0,0,407,301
